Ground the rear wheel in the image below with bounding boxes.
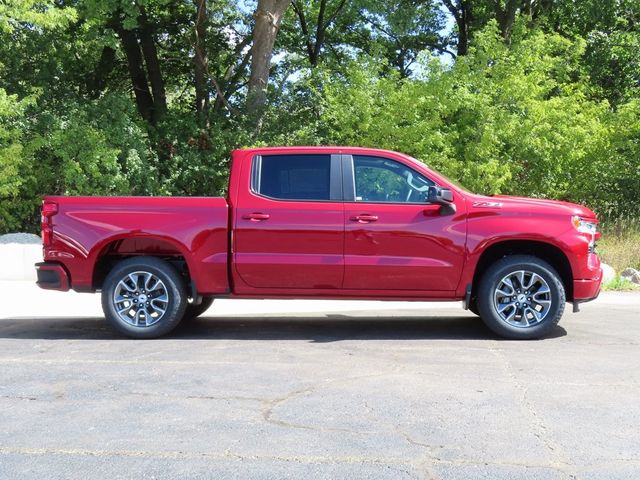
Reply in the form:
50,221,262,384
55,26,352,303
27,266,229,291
184,296,214,320
477,255,565,339
101,257,187,339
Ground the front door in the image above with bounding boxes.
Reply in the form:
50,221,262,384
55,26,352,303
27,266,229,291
343,154,466,291
233,153,344,289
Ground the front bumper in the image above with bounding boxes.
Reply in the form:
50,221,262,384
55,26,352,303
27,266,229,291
574,276,602,302
35,262,70,291
572,277,601,312
573,252,602,300
571,253,602,312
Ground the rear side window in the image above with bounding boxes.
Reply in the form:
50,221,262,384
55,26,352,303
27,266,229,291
252,154,332,200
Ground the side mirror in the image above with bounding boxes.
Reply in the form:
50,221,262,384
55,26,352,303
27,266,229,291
427,186,454,205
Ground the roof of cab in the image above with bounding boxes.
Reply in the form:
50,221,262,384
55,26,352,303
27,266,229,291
233,146,405,157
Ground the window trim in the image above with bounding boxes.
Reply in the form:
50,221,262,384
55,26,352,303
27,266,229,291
342,154,438,205
250,154,343,203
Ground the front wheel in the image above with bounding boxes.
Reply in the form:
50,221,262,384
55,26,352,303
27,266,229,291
101,257,187,339
477,255,566,340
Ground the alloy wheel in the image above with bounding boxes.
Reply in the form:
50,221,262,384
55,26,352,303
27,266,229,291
112,271,169,327
493,270,552,327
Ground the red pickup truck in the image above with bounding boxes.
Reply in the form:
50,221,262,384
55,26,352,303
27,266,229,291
35,147,602,339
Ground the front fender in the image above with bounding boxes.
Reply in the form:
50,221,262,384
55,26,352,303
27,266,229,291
455,210,581,298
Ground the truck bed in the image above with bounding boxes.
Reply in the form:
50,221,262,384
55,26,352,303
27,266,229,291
43,196,230,294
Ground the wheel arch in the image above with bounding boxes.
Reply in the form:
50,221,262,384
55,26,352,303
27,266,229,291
471,239,574,303
90,234,195,291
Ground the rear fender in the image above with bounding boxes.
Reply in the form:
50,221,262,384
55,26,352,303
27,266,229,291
89,233,194,290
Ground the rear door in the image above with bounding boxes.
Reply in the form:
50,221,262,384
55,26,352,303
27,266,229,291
233,153,345,289
342,154,466,291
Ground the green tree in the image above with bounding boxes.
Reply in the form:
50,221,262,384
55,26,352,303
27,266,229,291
288,22,619,212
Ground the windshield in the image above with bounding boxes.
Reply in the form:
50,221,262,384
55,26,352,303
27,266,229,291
407,155,470,192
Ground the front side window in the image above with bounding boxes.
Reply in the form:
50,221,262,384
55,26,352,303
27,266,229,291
253,154,331,200
353,155,434,203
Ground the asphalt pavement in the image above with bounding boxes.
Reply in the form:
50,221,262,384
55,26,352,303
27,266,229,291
0,281,638,480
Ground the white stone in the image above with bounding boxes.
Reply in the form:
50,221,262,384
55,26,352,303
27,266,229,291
621,267,639,278
620,267,640,286
0,244,42,281
601,264,616,283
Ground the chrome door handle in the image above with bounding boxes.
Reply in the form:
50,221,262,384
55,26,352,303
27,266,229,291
243,213,270,221
351,214,379,223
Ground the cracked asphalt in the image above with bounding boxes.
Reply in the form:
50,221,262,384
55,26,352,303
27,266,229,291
0,281,639,480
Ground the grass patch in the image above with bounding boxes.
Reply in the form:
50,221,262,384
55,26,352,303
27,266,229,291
602,276,638,291
597,217,640,273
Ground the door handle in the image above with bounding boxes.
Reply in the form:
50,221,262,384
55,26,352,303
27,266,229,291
351,214,379,223
243,212,270,221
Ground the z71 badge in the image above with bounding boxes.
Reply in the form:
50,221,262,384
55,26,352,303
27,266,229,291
472,201,504,208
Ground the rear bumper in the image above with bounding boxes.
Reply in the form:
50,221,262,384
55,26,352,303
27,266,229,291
35,262,70,291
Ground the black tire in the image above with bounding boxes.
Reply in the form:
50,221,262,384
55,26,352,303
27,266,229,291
101,257,187,339
184,296,214,320
476,255,565,340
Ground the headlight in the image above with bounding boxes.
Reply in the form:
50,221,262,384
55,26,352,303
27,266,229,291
571,216,597,234
572,216,599,253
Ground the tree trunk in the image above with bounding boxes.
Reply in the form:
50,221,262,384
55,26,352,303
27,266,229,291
87,46,116,99
496,0,520,42
443,0,472,56
214,39,252,113
292,0,347,67
138,6,167,123
459,0,472,56
312,0,327,65
456,18,469,55
247,0,293,124
194,0,210,126
115,22,155,124
292,0,317,65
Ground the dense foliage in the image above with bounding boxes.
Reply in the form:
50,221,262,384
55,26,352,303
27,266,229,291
1,0,639,232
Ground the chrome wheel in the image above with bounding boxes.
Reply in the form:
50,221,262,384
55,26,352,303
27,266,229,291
493,270,552,327
112,271,169,327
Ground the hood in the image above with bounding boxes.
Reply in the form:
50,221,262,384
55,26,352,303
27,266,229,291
469,194,598,220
